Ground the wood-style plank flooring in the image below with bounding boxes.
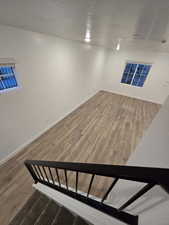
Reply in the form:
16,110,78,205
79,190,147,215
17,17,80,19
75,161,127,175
0,91,161,225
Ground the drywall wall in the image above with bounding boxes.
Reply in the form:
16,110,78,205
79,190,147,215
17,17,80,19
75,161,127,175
101,50,169,104
0,25,106,162
108,95,169,225
128,95,169,168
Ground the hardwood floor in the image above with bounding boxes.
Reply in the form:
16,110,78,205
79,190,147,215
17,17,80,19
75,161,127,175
0,91,161,225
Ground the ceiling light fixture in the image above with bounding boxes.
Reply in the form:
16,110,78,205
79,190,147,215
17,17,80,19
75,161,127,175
116,39,121,51
85,30,91,43
116,42,120,51
85,37,91,43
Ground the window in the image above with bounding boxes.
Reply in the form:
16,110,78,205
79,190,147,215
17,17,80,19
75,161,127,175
0,64,18,92
121,62,152,87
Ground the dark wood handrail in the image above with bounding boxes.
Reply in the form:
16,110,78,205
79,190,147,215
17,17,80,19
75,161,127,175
25,160,169,186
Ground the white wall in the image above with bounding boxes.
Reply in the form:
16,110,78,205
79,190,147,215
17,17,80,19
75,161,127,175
108,96,169,225
127,94,169,225
128,95,169,168
101,50,169,104
0,25,106,162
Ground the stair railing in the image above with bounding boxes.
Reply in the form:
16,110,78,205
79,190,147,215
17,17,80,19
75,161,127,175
25,160,169,225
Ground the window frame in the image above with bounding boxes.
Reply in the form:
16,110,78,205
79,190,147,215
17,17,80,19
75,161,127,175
121,61,152,87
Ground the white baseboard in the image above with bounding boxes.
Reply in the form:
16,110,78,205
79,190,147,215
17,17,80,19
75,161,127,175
0,91,99,166
101,88,162,104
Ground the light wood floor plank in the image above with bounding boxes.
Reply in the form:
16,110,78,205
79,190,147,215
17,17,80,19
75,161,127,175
0,91,160,225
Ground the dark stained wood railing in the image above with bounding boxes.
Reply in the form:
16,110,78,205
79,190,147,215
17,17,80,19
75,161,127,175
25,160,169,225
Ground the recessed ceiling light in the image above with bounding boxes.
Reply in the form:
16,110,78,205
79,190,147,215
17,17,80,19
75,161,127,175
116,39,121,51
85,37,91,43
85,30,91,43
116,42,120,51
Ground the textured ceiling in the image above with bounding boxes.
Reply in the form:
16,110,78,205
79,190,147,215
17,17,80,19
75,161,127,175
0,0,169,52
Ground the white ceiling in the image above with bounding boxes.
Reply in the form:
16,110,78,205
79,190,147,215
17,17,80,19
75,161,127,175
1,0,169,52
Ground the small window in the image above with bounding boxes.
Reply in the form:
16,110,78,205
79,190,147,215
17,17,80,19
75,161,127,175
121,62,152,87
0,64,19,92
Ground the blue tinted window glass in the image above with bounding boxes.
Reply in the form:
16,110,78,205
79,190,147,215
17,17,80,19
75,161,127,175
121,63,151,87
124,63,132,73
136,64,143,75
125,74,133,84
0,65,18,91
132,75,140,86
121,72,128,83
138,77,146,87
121,63,136,84
0,80,4,90
142,66,148,75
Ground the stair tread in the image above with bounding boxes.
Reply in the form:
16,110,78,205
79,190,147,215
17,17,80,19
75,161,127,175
8,191,93,225
35,200,60,225
74,216,92,225
21,193,49,225
52,207,75,225
8,191,41,225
